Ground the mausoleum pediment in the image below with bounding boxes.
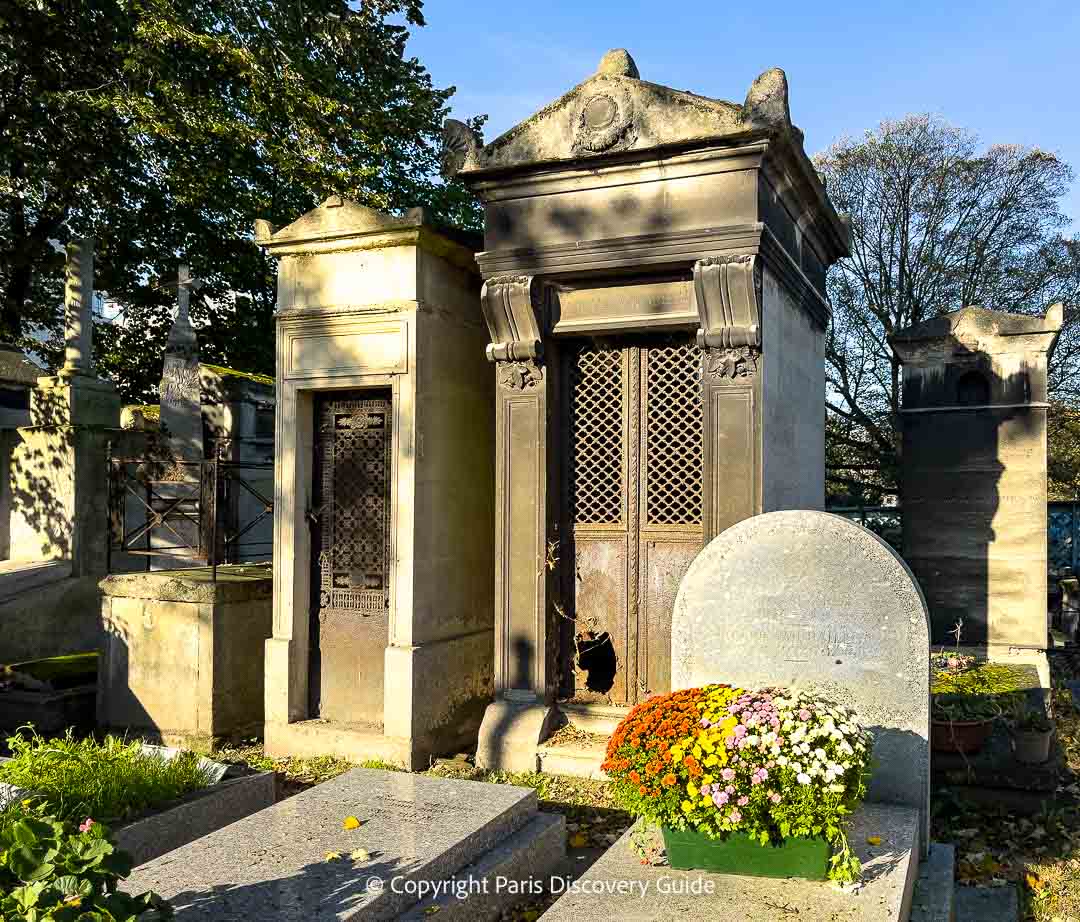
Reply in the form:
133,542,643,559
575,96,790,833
255,196,427,247
442,49,805,177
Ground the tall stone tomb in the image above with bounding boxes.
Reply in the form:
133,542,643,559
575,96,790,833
9,239,120,576
442,50,850,769
891,305,1063,650
257,198,495,769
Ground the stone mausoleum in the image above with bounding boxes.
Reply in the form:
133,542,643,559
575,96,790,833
892,304,1063,654
442,50,850,769
257,198,495,769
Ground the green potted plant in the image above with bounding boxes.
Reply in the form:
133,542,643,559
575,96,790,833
602,684,872,884
1011,708,1054,765
930,693,999,754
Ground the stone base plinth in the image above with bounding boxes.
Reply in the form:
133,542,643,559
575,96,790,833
98,566,272,744
541,804,922,922
476,698,559,772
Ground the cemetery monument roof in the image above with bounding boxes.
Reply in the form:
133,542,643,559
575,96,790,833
442,49,816,178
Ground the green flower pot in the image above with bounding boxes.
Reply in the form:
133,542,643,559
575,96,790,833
662,826,831,880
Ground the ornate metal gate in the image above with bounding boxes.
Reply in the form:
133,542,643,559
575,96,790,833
309,391,392,724
565,334,703,706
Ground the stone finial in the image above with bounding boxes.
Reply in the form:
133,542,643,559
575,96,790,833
595,48,639,79
62,238,94,376
254,218,277,242
743,67,791,129
440,119,483,179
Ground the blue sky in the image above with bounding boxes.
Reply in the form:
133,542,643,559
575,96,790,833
406,0,1080,227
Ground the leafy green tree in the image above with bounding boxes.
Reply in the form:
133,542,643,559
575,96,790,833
1,0,480,400
815,116,1080,502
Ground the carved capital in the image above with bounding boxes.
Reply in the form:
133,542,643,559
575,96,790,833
497,359,544,392
701,346,759,382
693,254,762,349
481,274,546,362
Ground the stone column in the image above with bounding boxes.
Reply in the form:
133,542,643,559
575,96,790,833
9,239,120,577
63,238,94,376
693,255,764,541
475,275,560,771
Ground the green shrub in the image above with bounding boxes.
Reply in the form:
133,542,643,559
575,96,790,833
0,729,211,825
0,800,169,920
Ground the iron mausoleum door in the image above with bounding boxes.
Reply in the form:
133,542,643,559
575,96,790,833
565,334,704,706
309,391,392,724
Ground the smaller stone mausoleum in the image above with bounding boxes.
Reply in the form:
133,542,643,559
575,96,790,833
257,198,495,769
891,304,1063,651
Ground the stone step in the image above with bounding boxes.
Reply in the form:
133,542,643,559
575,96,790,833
559,703,630,736
910,843,955,922
398,812,566,921
954,885,1019,922
536,739,608,780
125,768,546,920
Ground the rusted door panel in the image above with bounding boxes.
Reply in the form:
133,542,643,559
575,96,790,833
566,335,702,707
639,536,701,697
309,391,392,725
573,533,629,703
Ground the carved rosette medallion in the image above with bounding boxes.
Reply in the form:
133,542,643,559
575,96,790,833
702,346,759,381
573,85,636,154
498,360,544,392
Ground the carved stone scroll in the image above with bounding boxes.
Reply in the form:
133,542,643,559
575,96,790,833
693,255,761,349
480,274,546,362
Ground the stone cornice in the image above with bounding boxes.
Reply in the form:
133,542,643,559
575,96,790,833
476,224,830,333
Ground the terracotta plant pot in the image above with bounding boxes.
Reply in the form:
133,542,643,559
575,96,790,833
1014,729,1052,764
931,718,993,754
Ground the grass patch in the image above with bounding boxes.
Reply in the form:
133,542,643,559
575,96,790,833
0,728,211,824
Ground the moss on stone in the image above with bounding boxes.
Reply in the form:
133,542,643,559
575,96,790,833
200,363,274,386
931,663,1029,696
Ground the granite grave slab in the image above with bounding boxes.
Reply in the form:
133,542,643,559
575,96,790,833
124,768,564,920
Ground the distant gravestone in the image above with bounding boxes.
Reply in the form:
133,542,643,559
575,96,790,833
160,264,203,461
671,510,930,852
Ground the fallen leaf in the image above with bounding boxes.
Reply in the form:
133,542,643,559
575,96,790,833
423,908,441,915
350,848,370,862
568,833,588,848
325,851,342,861
866,836,882,846
343,816,362,830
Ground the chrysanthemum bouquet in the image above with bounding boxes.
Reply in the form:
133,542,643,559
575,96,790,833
602,684,873,882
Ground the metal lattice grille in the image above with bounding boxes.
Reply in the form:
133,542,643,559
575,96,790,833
316,397,392,614
645,341,703,525
570,345,624,525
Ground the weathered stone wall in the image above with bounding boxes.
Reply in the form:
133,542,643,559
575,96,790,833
761,265,825,511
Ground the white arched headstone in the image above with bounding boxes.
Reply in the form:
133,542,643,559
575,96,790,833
672,510,930,851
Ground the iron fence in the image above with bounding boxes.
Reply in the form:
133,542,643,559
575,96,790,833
107,443,273,578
